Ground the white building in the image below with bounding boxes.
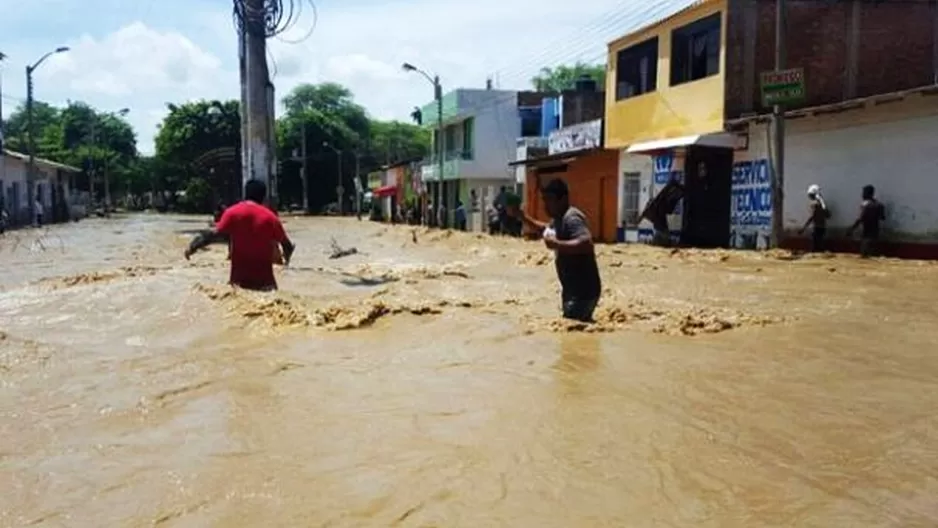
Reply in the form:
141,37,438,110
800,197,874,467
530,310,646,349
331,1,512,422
418,88,546,230
1,149,82,225
728,87,938,256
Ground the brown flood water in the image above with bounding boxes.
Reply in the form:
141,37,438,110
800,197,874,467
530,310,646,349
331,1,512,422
3,214,938,527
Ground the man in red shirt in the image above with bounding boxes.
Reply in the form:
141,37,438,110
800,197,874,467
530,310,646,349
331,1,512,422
184,179,296,291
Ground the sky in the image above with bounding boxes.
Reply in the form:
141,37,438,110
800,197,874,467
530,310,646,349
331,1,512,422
0,0,691,154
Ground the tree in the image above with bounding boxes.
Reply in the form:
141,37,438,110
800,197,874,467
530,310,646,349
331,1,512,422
153,99,241,211
1,100,140,204
530,62,606,92
276,82,429,212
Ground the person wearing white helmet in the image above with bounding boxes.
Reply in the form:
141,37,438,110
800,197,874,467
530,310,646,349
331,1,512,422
798,184,831,252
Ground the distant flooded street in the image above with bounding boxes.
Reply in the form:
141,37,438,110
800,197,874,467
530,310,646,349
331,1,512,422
3,214,938,527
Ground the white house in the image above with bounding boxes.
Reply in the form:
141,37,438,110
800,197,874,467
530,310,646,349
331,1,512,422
727,87,938,257
1,149,82,226
417,88,546,229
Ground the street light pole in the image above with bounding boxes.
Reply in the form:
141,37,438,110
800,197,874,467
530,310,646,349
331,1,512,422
25,46,69,226
301,123,309,213
324,142,343,214
771,0,787,248
402,62,444,228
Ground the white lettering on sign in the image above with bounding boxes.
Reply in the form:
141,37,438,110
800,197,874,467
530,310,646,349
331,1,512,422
548,119,602,155
761,68,804,87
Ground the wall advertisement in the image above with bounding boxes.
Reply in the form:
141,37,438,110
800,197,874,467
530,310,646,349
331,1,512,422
729,158,772,249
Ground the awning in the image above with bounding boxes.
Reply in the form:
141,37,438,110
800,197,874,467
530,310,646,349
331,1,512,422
626,133,738,154
508,147,600,168
374,185,397,198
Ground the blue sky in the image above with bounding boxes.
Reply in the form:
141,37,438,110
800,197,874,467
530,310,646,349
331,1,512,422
0,0,691,154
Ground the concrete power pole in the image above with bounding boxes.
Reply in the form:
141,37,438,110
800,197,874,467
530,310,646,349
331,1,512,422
242,0,273,193
771,0,787,248
238,28,249,199
300,123,308,212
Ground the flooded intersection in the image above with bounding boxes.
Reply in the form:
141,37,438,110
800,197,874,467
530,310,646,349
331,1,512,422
2,215,938,527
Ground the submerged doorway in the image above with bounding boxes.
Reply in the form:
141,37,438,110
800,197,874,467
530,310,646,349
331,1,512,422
682,146,733,248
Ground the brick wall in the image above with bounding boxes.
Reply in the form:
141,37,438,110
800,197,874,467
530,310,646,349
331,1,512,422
559,91,605,127
725,0,937,118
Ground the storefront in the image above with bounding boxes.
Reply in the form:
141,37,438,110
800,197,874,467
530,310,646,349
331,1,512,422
511,119,619,242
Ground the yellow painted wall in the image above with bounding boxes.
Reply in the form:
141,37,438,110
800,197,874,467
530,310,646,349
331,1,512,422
604,0,727,149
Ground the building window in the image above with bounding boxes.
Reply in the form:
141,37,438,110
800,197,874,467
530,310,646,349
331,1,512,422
622,172,642,227
615,37,659,100
462,117,474,159
670,13,721,86
444,125,457,156
519,107,541,137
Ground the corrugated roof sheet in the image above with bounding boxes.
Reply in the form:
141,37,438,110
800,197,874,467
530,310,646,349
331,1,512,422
2,149,82,173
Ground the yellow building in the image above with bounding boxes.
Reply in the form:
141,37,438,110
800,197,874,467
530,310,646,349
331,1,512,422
605,0,741,247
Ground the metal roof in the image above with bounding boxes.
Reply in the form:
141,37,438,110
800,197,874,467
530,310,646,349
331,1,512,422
2,149,82,173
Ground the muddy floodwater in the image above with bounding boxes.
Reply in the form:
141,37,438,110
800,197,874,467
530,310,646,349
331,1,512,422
3,214,938,527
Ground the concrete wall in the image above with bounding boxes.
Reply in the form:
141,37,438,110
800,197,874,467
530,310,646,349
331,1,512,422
735,94,938,247
725,0,938,118
459,90,521,182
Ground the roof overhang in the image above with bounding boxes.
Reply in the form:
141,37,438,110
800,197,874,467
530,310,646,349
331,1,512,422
626,133,737,154
508,147,601,168
725,83,938,128
3,149,82,173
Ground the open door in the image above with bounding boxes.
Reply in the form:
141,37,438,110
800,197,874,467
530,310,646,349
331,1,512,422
683,146,733,248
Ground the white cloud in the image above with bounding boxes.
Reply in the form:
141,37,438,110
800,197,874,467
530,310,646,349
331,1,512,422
6,0,693,154
35,21,237,154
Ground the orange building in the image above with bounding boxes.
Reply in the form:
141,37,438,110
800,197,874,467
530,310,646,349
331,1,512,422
511,118,619,243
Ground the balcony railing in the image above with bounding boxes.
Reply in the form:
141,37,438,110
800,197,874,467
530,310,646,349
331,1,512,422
424,149,473,163
516,136,549,149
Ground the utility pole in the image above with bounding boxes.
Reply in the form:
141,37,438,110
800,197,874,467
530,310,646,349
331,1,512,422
771,0,787,248
243,0,272,191
337,152,343,215
300,123,309,212
238,28,249,196
354,153,362,220
26,67,37,225
25,46,68,226
435,76,443,227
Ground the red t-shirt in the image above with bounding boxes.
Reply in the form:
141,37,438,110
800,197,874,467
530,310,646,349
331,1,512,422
215,200,287,290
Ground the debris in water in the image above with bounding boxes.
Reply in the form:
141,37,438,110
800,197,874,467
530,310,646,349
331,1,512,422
329,238,359,259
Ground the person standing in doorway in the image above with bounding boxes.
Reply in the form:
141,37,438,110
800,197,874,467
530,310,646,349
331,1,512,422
798,184,830,252
184,179,296,291
437,201,447,229
34,198,44,227
508,178,601,322
847,184,886,258
454,200,467,231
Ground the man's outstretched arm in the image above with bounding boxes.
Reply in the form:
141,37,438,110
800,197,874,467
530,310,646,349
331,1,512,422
184,229,227,259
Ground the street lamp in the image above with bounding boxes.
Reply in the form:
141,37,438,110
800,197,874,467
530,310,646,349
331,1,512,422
323,142,343,214
402,62,444,227
26,45,69,225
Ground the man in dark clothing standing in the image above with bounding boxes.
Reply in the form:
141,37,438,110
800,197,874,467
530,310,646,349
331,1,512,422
509,178,602,322
847,184,886,258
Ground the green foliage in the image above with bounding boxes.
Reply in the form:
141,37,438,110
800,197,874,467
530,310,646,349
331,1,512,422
0,81,431,214
276,82,429,212
531,62,607,92
1,101,139,203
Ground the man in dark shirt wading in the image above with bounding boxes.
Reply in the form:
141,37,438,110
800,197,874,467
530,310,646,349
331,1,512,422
847,184,885,258
509,178,602,322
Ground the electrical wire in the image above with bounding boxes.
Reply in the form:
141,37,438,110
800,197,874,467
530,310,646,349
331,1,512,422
232,0,317,41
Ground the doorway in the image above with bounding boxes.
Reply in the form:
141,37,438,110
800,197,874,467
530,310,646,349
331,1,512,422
682,146,733,248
